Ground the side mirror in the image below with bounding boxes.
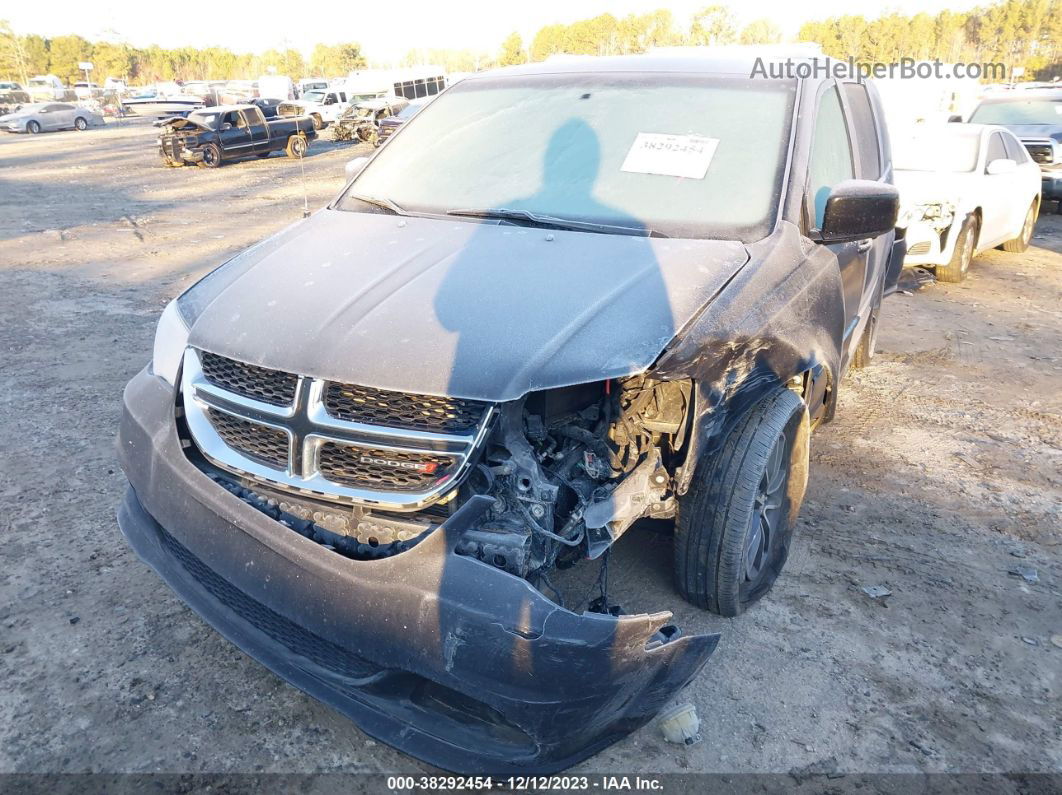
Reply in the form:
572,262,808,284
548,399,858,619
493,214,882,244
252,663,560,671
947,114,963,123
221,122,232,130
986,158,1016,175
345,156,369,182
817,179,899,244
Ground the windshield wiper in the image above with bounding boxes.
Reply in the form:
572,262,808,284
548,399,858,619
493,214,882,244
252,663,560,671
447,207,666,237
346,193,407,215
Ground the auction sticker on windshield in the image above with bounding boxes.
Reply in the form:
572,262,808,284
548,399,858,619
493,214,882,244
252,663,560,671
621,133,719,179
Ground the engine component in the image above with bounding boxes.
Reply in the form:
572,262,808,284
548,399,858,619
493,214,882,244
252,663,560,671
454,527,532,577
456,376,693,603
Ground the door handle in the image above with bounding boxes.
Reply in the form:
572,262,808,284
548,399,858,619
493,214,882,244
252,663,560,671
856,239,872,253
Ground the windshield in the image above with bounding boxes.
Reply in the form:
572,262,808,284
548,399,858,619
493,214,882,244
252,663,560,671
893,129,982,172
303,90,326,103
969,99,1062,125
339,73,794,240
187,111,221,129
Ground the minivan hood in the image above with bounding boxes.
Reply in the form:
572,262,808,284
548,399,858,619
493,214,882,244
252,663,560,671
188,209,749,402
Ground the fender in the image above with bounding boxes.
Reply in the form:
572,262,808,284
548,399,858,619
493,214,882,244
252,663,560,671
653,221,845,495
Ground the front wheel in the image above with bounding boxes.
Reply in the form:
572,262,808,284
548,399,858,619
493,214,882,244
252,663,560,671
935,215,977,283
26,120,40,134
286,134,308,159
198,142,222,168
1001,200,1037,253
74,116,88,131
310,113,323,131
674,388,810,616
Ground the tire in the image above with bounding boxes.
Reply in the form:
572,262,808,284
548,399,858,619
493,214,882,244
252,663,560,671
935,215,978,283
74,116,88,131
850,302,879,369
674,388,810,616
198,142,222,168
285,134,307,159
26,120,40,134
1001,200,1037,253
310,113,323,131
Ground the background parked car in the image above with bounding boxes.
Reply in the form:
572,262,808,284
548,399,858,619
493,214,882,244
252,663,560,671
331,96,408,143
248,97,284,120
277,88,351,130
157,104,315,167
374,95,435,147
968,90,1062,212
74,82,103,99
0,102,104,134
894,123,1041,281
0,81,30,115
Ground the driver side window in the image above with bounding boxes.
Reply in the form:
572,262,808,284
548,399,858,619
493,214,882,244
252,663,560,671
807,86,854,229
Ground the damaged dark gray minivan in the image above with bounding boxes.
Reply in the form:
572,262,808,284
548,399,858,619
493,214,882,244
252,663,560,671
117,53,902,773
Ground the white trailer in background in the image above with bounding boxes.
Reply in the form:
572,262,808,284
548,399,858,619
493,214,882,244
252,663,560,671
875,65,983,127
344,66,447,102
258,75,295,100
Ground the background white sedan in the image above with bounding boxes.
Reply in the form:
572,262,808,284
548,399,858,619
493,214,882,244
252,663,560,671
0,102,104,135
894,123,1042,281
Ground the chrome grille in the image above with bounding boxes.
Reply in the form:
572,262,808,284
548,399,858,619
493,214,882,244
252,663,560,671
324,382,486,433
180,348,493,511
206,409,289,469
200,351,297,407
318,444,455,490
1022,141,1054,165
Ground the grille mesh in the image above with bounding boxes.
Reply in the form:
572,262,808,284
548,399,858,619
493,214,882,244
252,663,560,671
1024,143,1053,165
318,443,453,490
324,382,486,434
158,527,379,678
207,410,289,470
200,352,298,407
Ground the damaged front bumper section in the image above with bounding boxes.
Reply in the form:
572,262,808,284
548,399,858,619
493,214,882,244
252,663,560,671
116,367,719,774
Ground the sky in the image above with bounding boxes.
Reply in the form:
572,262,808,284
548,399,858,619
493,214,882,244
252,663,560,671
5,0,986,63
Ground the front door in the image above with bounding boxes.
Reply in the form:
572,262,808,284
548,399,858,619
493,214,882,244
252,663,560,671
241,108,270,153
980,131,1020,245
217,109,252,156
807,84,867,345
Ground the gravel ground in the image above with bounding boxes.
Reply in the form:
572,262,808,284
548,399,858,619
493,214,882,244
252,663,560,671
0,121,1059,781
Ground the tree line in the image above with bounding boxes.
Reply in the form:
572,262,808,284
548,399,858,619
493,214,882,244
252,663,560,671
2,0,1060,87
0,28,367,86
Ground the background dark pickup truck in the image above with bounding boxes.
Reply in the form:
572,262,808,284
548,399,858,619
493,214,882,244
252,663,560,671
158,104,316,167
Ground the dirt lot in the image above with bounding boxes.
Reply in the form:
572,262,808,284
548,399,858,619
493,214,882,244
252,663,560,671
1,120,1059,780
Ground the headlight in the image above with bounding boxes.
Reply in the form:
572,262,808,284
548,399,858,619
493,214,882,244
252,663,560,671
151,299,190,386
898,201,955,229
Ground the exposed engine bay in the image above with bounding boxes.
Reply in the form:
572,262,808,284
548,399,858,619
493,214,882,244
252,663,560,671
195,375,693,607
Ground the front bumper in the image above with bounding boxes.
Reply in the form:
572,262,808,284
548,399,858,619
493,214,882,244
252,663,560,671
116,367,718,774
899,218,955,268
1042,171,1062,201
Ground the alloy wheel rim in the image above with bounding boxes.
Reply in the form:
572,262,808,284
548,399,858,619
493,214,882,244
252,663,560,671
1023,207,1034,244
745,433,787,582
